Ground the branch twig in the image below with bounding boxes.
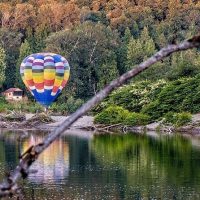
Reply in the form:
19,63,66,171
0,36,200,197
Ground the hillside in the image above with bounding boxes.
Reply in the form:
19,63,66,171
0,0,199,103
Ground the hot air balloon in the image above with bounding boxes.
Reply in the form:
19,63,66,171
20,53,70,108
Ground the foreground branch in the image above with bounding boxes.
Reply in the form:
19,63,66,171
0,36,200,197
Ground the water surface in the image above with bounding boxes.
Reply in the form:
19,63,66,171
0,130,200,199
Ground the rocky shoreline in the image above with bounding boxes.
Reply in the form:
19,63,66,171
1,112,200,135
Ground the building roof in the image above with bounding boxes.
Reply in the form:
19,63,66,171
3,88,23,93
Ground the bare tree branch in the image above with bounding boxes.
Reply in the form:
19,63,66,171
0,36,200,198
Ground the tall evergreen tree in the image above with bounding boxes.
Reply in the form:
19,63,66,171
0,28,22,89
126,27,156,70
167,50,200,80
97,57,119,90
15,40,32,91
116,27,133,75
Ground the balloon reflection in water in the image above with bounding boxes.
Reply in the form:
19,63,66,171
22,135,69,183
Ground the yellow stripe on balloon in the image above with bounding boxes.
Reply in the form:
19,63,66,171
64,71,70,80
33,75,44,83
24,71,33,80
54,78,63,87
44,70,55,80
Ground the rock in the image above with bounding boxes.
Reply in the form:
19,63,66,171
146,122,160,131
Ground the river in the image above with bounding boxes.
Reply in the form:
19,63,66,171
0,130,200,199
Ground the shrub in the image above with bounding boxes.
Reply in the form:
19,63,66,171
141,100,164,120
26,103,43,113
143,76,200,119
94,79,167,114
50,97,84,114
175,112,192,127
94,105,130,124
163,112,192,127
163,112,176,124
65,96,84,113
124,112,150,126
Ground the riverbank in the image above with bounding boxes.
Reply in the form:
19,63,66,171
1,113,200,135
0,113,95,132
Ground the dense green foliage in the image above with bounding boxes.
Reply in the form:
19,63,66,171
95,75,200,125
94,106,130,124
50,97,84,114
163,112,192,127
0,0,199,118
142,76,200,119
94,105,150,126
0,46,6,89
124,112,150,126
95,79,167,113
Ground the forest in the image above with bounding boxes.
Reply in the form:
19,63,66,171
0,0,200,118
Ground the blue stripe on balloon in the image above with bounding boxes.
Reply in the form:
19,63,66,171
53,55,62,62
32,89,58,107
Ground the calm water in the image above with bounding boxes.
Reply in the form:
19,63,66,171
0,130,200,199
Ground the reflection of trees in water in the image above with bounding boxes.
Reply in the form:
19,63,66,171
1,130,200,199
0,131,20,172
91,133,200,199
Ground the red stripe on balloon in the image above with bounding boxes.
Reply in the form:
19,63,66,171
35,82,44,90
44,79,54,86
52,86,59,93
26,79,34,87
61,80,67,87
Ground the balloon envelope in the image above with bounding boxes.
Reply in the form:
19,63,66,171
20,53,70,107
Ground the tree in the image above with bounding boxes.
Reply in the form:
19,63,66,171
116,27,133,75
167,50,200,80
12,3,36,30
0,45,6,88
126,27,156,70
0,28,22,89
46,22,119,99
15,40,32,90
97,56,119,90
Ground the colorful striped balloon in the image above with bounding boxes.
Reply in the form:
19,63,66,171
20,53,70,107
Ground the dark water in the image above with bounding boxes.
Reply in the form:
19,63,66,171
0,130,200,199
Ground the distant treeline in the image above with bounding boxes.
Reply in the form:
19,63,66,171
0,0,199,103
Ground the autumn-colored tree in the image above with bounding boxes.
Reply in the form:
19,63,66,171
12,3,36,30
0,3,13,28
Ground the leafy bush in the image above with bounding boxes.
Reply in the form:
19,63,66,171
175,112,192,127
65,97,84,113
95,79,167,113
163,112,192,127
163,112,176,124
94,105,130,124
25,103,43,113
142,76,200,119
50,96,84,114
124,112,150,126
